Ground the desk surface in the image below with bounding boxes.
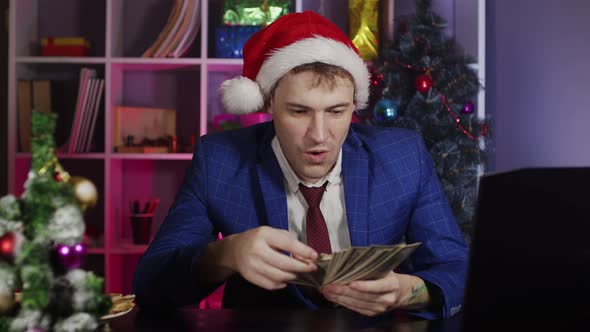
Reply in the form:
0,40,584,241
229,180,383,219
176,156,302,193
103,308,462,332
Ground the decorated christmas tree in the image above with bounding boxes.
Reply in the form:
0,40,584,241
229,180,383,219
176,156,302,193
364,0,490,239
0,112,110,331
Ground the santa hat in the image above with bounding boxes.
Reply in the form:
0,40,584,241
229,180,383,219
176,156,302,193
220,11,370,115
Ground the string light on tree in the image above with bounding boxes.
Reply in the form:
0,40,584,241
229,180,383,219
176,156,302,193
441,95,488,140
390,58,488,140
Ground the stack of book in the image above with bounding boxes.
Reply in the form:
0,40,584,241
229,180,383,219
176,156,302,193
17,80,52,152
66,68,104,153
143,0,201,58
16,68,104,153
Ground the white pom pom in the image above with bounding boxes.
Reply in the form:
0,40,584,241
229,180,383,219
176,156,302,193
220,76,264,114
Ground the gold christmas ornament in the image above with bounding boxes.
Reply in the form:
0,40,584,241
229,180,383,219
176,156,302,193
0,291,15,314
71,176,98,210
38,149,71,183
349,0,379,61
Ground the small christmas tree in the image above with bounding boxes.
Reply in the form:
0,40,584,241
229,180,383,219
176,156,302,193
0,112,110,332
365,0,490,239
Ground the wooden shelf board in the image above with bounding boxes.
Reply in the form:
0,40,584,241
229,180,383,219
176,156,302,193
206,58,244,72
16,152,106,159
109,153,193,160
109,243,149,254
87,247,106,254
16,56,107,64
110,57,203,71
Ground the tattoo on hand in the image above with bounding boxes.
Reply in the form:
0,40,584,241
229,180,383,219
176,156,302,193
407,283,428,305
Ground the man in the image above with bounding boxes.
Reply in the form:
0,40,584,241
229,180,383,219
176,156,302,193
133,12,467,319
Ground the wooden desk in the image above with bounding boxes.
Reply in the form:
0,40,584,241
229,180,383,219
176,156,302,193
103,308,462,332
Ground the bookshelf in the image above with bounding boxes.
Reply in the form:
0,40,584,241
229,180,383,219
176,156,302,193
7,0,486,295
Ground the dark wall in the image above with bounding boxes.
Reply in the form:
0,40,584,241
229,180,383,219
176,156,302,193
487,0,590,171
1,0,8,196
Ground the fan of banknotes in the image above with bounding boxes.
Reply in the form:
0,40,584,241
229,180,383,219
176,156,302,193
292,242,421,289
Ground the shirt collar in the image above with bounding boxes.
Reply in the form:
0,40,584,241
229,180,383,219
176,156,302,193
271,136,342,193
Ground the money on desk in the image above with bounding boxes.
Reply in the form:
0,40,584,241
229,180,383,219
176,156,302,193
291,242,421,289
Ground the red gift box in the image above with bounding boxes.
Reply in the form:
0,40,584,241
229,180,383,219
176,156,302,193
41,37,90,57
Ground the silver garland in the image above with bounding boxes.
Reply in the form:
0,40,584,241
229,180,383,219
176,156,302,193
47,205,85,246
53,312,97,332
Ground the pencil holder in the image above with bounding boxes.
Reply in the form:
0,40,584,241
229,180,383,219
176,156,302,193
130,214,153,244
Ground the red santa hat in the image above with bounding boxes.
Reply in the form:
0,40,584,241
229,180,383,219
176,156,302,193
220,11,370,115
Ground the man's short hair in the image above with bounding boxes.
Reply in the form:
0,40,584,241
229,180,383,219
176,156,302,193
269,62,356,102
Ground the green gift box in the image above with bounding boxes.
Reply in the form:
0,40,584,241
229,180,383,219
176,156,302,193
223,0,291,26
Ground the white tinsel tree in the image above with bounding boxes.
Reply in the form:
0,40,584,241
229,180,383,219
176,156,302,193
0,112,110,332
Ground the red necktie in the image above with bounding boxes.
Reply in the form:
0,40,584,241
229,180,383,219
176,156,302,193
299,183,332,254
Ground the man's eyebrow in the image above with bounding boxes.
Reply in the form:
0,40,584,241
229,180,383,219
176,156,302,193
326,102,352,109
285,102,311,109
285,102,351,109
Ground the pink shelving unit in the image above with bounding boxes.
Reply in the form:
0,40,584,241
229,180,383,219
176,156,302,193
6,0,299,296
7,0,484,297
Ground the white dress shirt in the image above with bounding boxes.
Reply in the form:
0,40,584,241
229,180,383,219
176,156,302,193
271,136,351,252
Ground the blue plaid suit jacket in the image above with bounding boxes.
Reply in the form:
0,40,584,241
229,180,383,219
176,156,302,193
133,122,468,319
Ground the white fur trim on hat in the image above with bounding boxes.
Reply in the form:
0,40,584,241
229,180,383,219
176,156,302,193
256,36,370,110
220,76,265,115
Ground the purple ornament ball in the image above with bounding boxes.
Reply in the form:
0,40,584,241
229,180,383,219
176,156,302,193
73,243,86,256
55,243,86,270
462,101,475,114
56,243,71,257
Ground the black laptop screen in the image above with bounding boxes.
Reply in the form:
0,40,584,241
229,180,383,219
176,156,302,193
463,168,590,330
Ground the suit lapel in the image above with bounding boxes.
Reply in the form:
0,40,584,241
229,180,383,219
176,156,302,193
342,127,369,247
256,124,289,231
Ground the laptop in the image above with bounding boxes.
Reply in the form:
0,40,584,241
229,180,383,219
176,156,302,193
463,168,590,331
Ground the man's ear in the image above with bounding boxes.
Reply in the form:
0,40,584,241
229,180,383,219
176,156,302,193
266,98,274,114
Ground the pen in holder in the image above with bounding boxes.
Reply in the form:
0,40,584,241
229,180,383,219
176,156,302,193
129,198,160,244
130,213,153,245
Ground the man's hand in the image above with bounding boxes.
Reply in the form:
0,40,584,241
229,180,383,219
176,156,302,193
321,271,430,317
200,226,318,290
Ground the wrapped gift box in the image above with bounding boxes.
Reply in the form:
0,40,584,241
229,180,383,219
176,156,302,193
223,0,291,26
41,37,90,56
215,26,261,58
